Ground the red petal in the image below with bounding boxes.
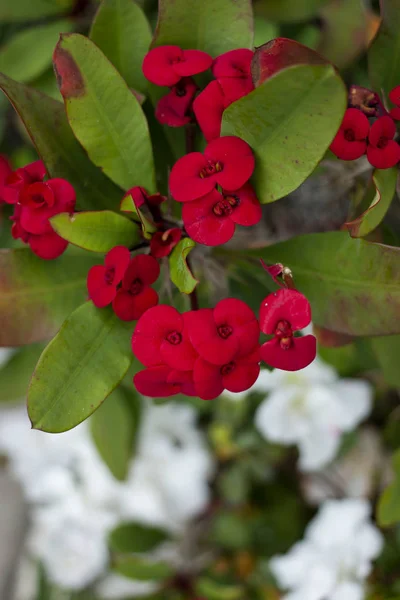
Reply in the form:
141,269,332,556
87,265,116,307
224,183,262,226
167,369,197,396
367,140,400,169
193,80,225,142
185,308,239,365
259,288,312,334
161,314,198,370
218,76,254,103
212,49,254,79
389,107,400,120
156,93,191,127
122,186,148,210
150,229,182,258
182,190,235,246
142,45,183,86
113,286,158,321
214,298,259,358
205,136,255,191
169,152,215,202
389,85,400,106
47,178,76,212
0,155,12,185
105,246,131,282
174,49,213,77
369,115,396,146
193,357,224,400
134,366,181,397
341,108,369,139
260,335,316,371
24,160,46,182
223,358,260,393
330,130,367,161
122,254,160,289
132,305,183,367
28,230,69,260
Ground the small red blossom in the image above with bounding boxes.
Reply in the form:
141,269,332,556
182,183,262,246
0,155,12,203
87,246,131,308
155,77,198,127
389,85,400,120
259,288,316,371
185,298,259,365
329,108,369,161
113,254,160,321
132,305,198,370
122,187,165,210
212,49,254,80
366,116,400,169
169,136,255,203
134,365,196,398
150,228,182,257
1,160,46,205
143,45,212,87
18,178,75,235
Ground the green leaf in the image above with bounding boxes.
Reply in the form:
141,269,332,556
253,231,400,336
91,387,139,480
222,64,347,204
378,449,400,526
90,0,151,94
28,303,133,433
120,192,156,239
169,238,198,294
345,168,397,238
0,343,45,403
109,522,168,553
53,34,155,192
0,20,74,83
369,0,400,103
50,211,140,253
112,555,173,581
0,0,73,21
195,578,243,600
254,0,328,23
0,73,122,211
0,249,97,346
152,0,253,54
372,335,400,388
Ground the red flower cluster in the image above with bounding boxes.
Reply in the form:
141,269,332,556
87,247,160,321
330,106,400,169
1,160,76,260
132,299,261,400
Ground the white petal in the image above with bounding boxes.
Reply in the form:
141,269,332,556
306,499,371,547
96,573,159,598
270,542,318,588
255,388,313,444
333,380,372,431
330,581,364,600
298,430,340,472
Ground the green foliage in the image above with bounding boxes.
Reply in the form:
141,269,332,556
109,521,169,553
222,64,347,203
28,303,133,433
0,249,97,346
0,343,45,403
372,335,400,388
120,191,156,238
90,0,152,94
53,34,156,192
369,0,400,103
169,238,198,294
378,450,400,526
195,578,244,600
254,0,328,23
112,555,174,581
0,0,73,21
50,211,140,253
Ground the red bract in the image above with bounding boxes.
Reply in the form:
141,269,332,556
259,288,316,371
156,77,198,127
134,365,196,398
142,45,212,87
194,347,260,400
212,48,253,80
169,136,255,202
19,178,76,235
182,183,262,246
132,305,198,370
389,85,400,120
87,246,131,308
366,116,400,169
186,298,259,365
113,254,159,321
122,186,165,210
150,228,182,257
329,108,369,161
2,160,46,205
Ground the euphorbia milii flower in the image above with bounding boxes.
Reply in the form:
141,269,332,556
87,246,130,308
134,365,196,398
330,108,369,161
389,85,400,120
143,45,212,87
194,347,260,400
2,160,46,205
212,49,254,80
132,305,198,371
122,186,165,210
156,77,198,127
186,298,259,365
150,228,182,257
366,116,400,169
182,183,262,246
259,288,316,371
19,178,76,235
113,254,159,321
169,136,255,202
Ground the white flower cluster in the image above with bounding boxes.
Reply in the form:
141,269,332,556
0,400,214,595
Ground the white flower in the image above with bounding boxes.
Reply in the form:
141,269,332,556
254,360,373,471
270,498,383,600
96,573,159,599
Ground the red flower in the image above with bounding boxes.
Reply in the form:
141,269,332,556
366,116,400,169
113,254,159,321
169,136,255,202
185,298,259,365
143,45,212,87
1,160,46,205
212,49,254,80
134,365,196,398
28,231,70,260
329,108,369,161
0,155,12,203
389,85,400,120
18,178,76,235
87,246,131,308
122,187,165,210
194,347,260,400
132,305,198,371
259,288,316,371
155,77,198,127
150,228,182,257
182,183,262,246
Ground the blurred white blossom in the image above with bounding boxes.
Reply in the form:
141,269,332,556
254,359,373,471
270,498,383,600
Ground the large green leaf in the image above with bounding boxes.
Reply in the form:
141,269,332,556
372,335,400,388
152,0,253,54
91,387,138,480
254,0,328,23
0,0,73,21
28,303,133,433
0,249,97,346
51,211,140,253
90,0,151,94
195,578,243,600
169,238,198,294
53,34,155,192
378,449,400,526
0,20,74,83
369,0,400,103
222,64,347,204
0,73,122,210
0,343,45,403
252,232,400,336
109,522,168,553
112,555,173,581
